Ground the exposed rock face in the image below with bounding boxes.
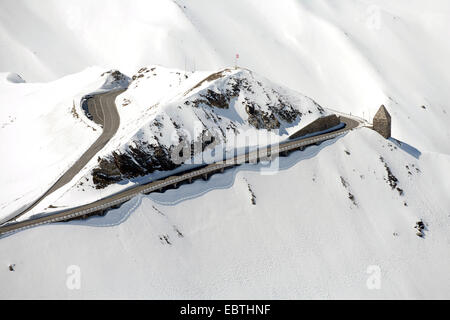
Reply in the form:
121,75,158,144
81,70,130,121
92,142,177,188
373,105,391,139
6,73,25,83
200,89,229,109
289,114,340,139
189,72,305,130
247,109,280,130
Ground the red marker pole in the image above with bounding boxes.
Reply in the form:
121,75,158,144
235,53,239,69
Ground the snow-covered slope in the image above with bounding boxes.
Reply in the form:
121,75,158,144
1,0,450,299
0,68,121,222
18,66,327,218
1,129,449,299
1,0,449,154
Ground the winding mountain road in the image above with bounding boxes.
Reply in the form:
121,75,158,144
9,89,124,221
0,108,363,237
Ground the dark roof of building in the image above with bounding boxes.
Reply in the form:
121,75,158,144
374,105,391,121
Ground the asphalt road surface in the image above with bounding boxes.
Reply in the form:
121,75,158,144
9,89,124,221
0,114,362,238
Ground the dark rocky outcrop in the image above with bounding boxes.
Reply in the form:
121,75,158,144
91,68,320,188
100,69,130,89
246,103,280,129
379,156,404,196
92,142,177,188
200,89,229,109
373,105,391,139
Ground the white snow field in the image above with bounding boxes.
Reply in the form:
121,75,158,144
0,0,450,299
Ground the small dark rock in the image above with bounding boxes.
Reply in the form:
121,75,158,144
414,220,426,238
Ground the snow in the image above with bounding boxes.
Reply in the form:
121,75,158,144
1,129,449,299
107,66,326,155
4,73,26,84
0,0,450,299
0,68,109,222
16,66,326,220
1,0,449,154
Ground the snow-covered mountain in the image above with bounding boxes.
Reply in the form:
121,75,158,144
1,128,449,299
8,66,328,219
1,0,450,299
92,66,326,188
